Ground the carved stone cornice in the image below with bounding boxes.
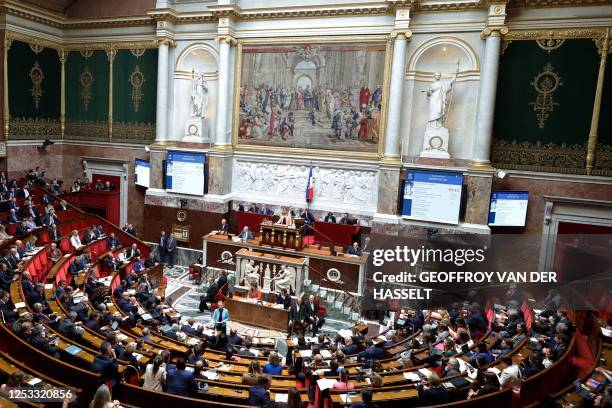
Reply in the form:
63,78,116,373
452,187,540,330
208,4,242,19
502,27,609,40
147,8,180,25
5,31,159,51
507,0,612,9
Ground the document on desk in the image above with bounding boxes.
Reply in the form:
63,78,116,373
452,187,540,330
320,350,332,359
275,394,288,403
403,372,421,382
317,378,337,391
203,370,219,380
339,394,352,403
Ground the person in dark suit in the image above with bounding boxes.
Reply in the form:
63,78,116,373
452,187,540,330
324,212,336,223
199,277,218,313
248,375,271,406
218,218,229,234
348,242,362,256
92,341,121,387
238,226,253,242
0,290,17,323
158,230,167,264
166,234,177,267
48,224,60,242
303,294,324,335
123,224,137,236
126,243,140,259
227,328,243,346
0,264,13,292
276,288,292,310
551,334,568,360
166,358,198,397
418,373,450,405
181,318,198,336
117,293,131,313
357,341,386,361
261,204,274,216
247,203,260,213
351,388,376,408
6,209,19,224
339,212,350,224
106,232,121,250
341,336,360,355
288,297,305,336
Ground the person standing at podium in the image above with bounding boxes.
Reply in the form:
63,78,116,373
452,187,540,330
275,208,293,226
212,300,229,333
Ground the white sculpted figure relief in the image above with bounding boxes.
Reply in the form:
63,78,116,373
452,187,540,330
242,260,260,288
272,264,296,294
234,161,377,207
190,71,208,118
425,71,457,130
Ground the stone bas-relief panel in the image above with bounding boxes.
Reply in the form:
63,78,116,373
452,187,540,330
233,161,378,210
237,42,386,153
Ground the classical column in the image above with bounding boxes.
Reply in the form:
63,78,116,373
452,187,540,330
586,29,610,175
155,40,170,142
58,50,67,139
470,27,506,168
106,47,116,141
383,31,409,160
3,37,11,140
215,36,232,146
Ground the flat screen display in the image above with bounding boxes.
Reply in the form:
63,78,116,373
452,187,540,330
134,159,150,188
402,170,463,225
488,191,529,227
165,151,205,196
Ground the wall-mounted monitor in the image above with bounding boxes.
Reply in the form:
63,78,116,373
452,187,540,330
402,170,463,225
488,191,529,227
134,159,150,188
165,151,205,196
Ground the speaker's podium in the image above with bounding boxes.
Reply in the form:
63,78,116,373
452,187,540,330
259,222,302,251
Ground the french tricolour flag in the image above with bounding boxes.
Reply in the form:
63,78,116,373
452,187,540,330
306,167,315,203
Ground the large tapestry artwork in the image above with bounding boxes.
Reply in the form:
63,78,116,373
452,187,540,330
236,40,387,153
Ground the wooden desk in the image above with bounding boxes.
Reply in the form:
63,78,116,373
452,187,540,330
225,297,289,331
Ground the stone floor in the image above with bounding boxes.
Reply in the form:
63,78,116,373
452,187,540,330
161,264,353,357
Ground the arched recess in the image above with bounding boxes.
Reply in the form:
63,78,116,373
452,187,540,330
175,43,219,74
407,36,479,78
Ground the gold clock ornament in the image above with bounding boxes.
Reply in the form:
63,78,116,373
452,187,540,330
177,210,187,222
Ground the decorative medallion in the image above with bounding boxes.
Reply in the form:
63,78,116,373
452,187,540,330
129,64,145,112
29,43,44,54
29,62,44,109
80,66,94,112
536,39,565,53
220,251,235,265
79,49,93,59
529,63,563,129
129,48,146,58
326,268,341,282
294,44,319,61
177,209,187,222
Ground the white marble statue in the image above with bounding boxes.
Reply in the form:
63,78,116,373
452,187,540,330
263,264,272,292
190,71,208,118
425,71,457,129
272,264,295,294
242,260,260,288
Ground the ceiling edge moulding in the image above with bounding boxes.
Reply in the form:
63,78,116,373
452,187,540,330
4,31,159,51
507,0,612,10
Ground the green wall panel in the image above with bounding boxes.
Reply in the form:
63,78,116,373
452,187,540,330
494,39,599,145
113,48,157,124
8,40,60,120
66,50,109,122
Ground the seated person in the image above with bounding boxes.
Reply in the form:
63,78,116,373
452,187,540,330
246,282,262,301
218,218,229,234
69,230,82,250
339,212,351,225
418,372,450,405
261,204,274,216
262,352,282,375
238,226,254,242
126,243,140,259
276,288,291,309
248,375,271,406
324,212,336,223
247,203,260,213
106,232,121,250
347,242,362,256
332,368,355,390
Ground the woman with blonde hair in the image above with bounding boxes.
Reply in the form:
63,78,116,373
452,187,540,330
242,359,263,385
89,384,121,408
263,351,282,375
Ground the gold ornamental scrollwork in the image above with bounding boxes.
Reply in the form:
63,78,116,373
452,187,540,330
129,48,146,58
535,38,565,52
29,61,44,109
492,139,587,174
129,65,145,113
29,43,44,54
80,66,94,112
529,63,563,129
80,49,94,59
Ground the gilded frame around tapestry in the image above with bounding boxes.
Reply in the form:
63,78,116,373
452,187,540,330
231,35,392,159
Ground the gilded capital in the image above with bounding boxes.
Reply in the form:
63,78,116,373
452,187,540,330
390,30,412,41
156,38,177,48
216,35,238,46
481,25,508,40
